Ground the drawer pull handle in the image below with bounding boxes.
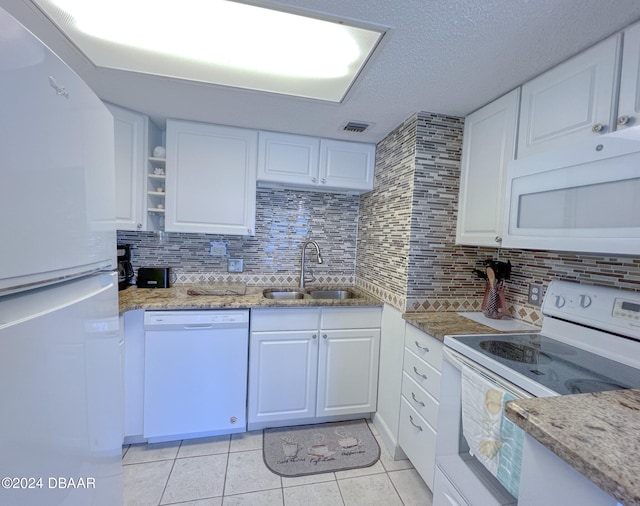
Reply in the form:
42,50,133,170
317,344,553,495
409,415,423,431
411,392,425,407
413,366,427,380
414,341,429,353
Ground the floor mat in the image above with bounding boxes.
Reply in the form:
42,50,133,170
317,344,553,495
263,419,380,477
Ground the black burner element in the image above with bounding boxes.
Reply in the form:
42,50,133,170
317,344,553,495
564,378,627,394
479,340,552,364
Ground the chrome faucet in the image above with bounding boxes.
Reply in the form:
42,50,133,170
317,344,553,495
299,240,323,289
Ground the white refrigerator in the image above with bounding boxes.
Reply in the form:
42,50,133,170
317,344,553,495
0,6,123,506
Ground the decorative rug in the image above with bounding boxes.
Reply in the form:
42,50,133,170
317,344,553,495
263,419,380,477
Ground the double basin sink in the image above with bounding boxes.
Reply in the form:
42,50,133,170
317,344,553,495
263,288,358,300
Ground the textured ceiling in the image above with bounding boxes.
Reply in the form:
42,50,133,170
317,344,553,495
4,0,640,143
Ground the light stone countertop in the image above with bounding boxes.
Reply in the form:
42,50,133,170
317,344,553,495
505,389,640,506
402,311,540,341
118,283,382,313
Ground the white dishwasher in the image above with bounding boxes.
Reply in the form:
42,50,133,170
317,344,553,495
143,310,249,442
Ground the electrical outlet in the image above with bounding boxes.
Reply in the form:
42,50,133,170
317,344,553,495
228,259,243,273
528,284,543,306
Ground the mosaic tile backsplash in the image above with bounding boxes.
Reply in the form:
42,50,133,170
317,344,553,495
117,187,359,286
355,111,640,322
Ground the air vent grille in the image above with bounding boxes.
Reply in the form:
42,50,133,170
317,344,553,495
342,122,370,133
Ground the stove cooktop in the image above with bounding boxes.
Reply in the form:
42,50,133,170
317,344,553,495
448,333,640,396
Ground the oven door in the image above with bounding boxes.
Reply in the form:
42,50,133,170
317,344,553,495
502,129,640,255
434,347,533,506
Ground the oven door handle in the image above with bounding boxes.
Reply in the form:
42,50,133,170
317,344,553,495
443,347,535,399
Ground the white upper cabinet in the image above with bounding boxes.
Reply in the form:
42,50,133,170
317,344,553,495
165,119,257,235
618,21,640,130
456,89,520,247
517,35,620,158
257,131,375,193
258,131,320,185
319,139,375,192
107,103,147,231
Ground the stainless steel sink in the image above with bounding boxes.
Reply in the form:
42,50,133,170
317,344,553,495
263,289,307,300
309,289,356,300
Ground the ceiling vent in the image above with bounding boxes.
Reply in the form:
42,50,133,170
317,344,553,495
342,121,370,133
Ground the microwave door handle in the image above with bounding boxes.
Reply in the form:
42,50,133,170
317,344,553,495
443,347,534,400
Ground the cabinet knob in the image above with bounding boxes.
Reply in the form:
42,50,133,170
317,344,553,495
320,178,326,184
618,115,630,126
495,236,502,243
591,123,605,133
312,334,317,339
137,223,142,229
311,177,317,183
322,333,327,339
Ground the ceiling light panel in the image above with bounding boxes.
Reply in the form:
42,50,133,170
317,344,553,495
32,0,386,102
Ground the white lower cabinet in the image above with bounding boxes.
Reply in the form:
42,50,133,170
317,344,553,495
398,322,443,490
248,306,382,429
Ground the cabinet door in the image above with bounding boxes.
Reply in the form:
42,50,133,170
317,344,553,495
165,120,257,235
248,331,318,425
107,104,147,231
316,328,380,417
618,21,640,130
257,131,320,185
456,89,519,247
319,139,375,192
517,35,620,158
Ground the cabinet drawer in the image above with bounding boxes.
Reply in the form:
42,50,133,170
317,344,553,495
403,348,441,401
321,306,382,330
399,397,437,490
401,371,439,429
405,323,443,371
250,308,319,331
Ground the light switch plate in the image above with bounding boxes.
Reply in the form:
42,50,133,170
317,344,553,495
209,240,227,257
228,258,243,273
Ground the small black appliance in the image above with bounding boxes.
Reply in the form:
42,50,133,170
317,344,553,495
117,245,134,290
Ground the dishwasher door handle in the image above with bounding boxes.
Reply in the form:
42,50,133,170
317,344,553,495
182,324,214,330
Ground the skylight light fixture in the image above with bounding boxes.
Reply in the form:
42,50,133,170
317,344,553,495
32,0,386,102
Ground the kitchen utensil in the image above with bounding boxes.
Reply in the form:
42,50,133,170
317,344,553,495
483,266,505,319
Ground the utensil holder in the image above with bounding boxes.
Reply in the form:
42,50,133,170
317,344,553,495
482,280,507,319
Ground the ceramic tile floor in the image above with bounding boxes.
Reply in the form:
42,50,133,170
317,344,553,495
122,421,433,506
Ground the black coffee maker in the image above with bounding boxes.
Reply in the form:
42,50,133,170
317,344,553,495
117,245,134,290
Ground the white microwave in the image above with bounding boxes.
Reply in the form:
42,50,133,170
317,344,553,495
502,127,640,255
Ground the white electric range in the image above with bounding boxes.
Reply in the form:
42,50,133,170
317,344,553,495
433,280,640,506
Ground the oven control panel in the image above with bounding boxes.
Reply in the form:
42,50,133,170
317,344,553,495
613,299,640,321
543,281,640,339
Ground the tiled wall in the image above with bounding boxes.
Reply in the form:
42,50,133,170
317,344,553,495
117,187,359,286
355,111,640,323
355,115,416,309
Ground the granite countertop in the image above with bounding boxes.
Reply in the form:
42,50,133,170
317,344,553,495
506,389,640,506
118,283,382,313
402,311,540,341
